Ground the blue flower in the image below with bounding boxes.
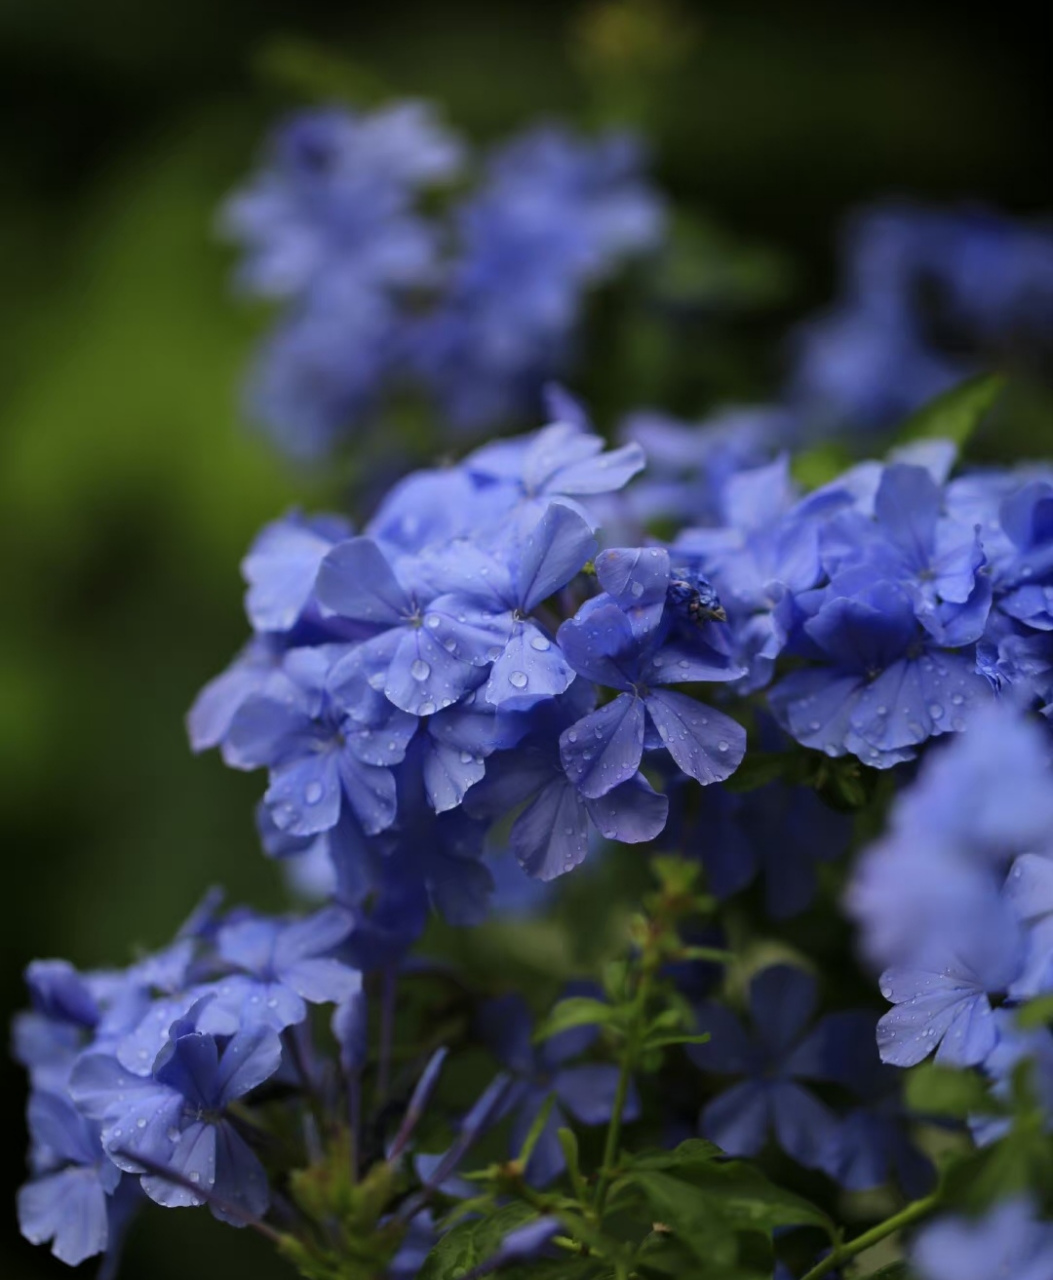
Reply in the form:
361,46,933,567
619,405,788,527
481,991,639,1185
222,103,463,301
848,701,1053,971
788,203,1053,433
464,686,669,880
417,500,598,710
911,1198,1053,1280
875,929,1022,1069
820,462,991,645
768,577,989,767
557,590,746,796
224,646,415,838
690,779,852,919
688,966,847,1170
70,1014,282,1224
17,1091,124,1267
205,907,360,1031
413,127,664,429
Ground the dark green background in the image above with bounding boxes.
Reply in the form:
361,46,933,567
1,2,1049,1276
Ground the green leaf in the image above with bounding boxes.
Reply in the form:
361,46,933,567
894,372,1005,448
866,1265,911,1280
535,997,620,1042
906,1063,999,1118
1016,993,1053,1030
617,1152,835,1261
641,1032,711,1050
417,1203,537,1280
623,1139,723,1175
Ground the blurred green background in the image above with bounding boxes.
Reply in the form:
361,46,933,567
1,1,1049,1276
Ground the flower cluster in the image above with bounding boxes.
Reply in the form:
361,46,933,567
788,203,1053,431
849,700,1053,1091
14,897,360,1267
224,105,663,455
189,399,751,929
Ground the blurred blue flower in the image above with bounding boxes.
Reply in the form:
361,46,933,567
911,1198,1053,1280
481,991,640,1185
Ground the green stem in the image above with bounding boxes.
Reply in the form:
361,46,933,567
799,1193,941,1280
594,962,654,1215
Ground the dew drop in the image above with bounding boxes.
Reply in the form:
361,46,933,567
809,720,821,732
717,740,729,753
305,781,323,805
630,580,645,599
189,1172,201,1184
929,703,944,720
509,671,529,689
568,730,578,743
425,614,441,629
137,1118,146,1129
167,1127,180,1142
951,693,964,706
529,634,551,651
419,700,436,716
410,658,431,681
459,750,473,764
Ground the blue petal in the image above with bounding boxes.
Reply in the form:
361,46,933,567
516,502,597,613
187,641,279,752
18,1167,109,1265
423,741,487,813
315,537,411,624
276,905,355,966
510,777,590,881
141,1119,214,1208
877,969,998,1068
769,1080,840,1169
479,995,537,1075
584,773,669,844
223,685,317,769
596,546,670,610
556,602,637,689
384,625,484,716
265,749,343,836
874,464,939,567
851,652,987,754
644,689,745,785
281,959,361,1006
336,753,398,835
554,1064,640,1125
155,1032,221,1108
242,515,348,632
212,1122,270,1223
560,693,645,799
484,622,575,709
215,1024,284,1105
701,1081,771,1156
687,1003,757,1075
748,966,818,1058
646,642,745,686
549,440,646,496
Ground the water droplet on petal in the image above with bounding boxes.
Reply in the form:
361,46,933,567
530,634,551,651
419,700,436,716
567,730,578,743
717,740,729,752
305,781,323,804
411,658,431,681
167,1127,180,1142
630,580,645,598
509,671,528,689
459,750,473,764
928,703,944,720
425,614,441,629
